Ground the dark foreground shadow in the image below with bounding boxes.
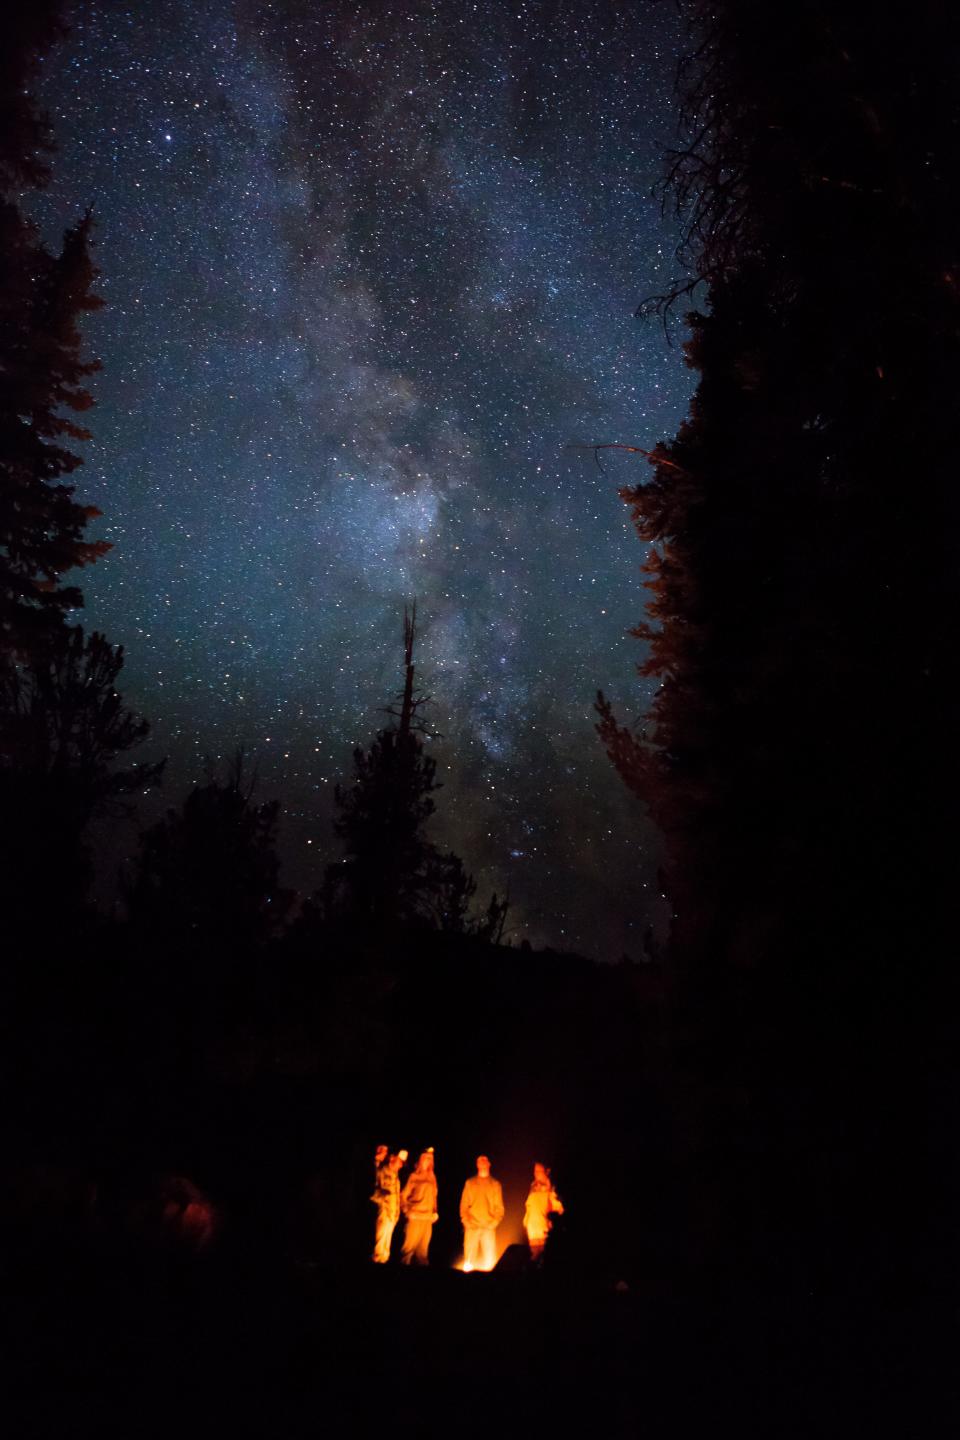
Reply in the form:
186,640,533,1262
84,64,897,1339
2,1240,954,1439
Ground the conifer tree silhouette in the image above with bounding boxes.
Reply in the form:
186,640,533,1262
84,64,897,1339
326,605,441,930
0,7,148,949
0,627,162,942
599,1,959,993
126,750,288,950
326,605,506,938
1,6,109,662
594,3,960,1282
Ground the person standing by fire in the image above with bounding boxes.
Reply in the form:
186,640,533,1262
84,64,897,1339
460,1154,504,1271
371,1148,407,1263
400,1147,439,1265
523,1162,564,1264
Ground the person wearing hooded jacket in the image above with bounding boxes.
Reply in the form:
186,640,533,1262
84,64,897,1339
400,1148,438,1265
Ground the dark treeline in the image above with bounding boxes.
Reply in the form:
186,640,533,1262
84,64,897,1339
599,0,958,1293
1,7,161,946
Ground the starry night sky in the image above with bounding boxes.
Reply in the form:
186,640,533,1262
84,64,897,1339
34,0,693,957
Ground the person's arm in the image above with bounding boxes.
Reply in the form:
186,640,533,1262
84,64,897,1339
491,1180,505,1227
460,1180,473,1226
371,1165,387,1206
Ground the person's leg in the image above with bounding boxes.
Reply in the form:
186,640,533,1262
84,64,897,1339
416,1220,433,1264
526,1218,547,1264
478,1227,496,1271
463,1225,481,1268
373,1211,396,1263
401,1218,429,1264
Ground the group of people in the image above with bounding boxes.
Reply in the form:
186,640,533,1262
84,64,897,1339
370,1145,439,1266
370,1145,564,1269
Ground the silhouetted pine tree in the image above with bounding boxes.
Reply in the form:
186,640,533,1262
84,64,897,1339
325,606,506,938
125,751,289,951
600,1,959,992
1,6,109,662
0,7,147,949
598,0,960,1278
0,627,162,941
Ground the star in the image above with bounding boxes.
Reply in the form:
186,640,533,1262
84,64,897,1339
33,0,691,956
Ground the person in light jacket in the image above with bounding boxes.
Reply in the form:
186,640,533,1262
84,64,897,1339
371,1149,406,1263
459,1154,504,1271
400,1148,438,1265
523,1162,564,1264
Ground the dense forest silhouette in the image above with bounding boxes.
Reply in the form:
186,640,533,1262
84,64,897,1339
596,0,958,1292
1,2,956,1433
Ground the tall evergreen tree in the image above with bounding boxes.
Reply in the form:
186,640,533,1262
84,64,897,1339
1,4,109,663
598,0,960,1276
125,751,289,951
0,5,138,947
0,627,162,939
600,1,960,993
325,606,505,938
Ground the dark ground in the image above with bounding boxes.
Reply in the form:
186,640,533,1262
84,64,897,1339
2,1230,954,1439
2,938,956,1436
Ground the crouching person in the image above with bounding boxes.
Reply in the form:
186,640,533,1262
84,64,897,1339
400,1148,438,1265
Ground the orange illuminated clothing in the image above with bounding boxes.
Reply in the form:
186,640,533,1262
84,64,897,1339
523,1163,564,1262
371,1150,406,1263
460,1155,504,1271
400,1148,438,1265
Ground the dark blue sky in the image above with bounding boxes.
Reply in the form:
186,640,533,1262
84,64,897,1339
36,0,693,956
